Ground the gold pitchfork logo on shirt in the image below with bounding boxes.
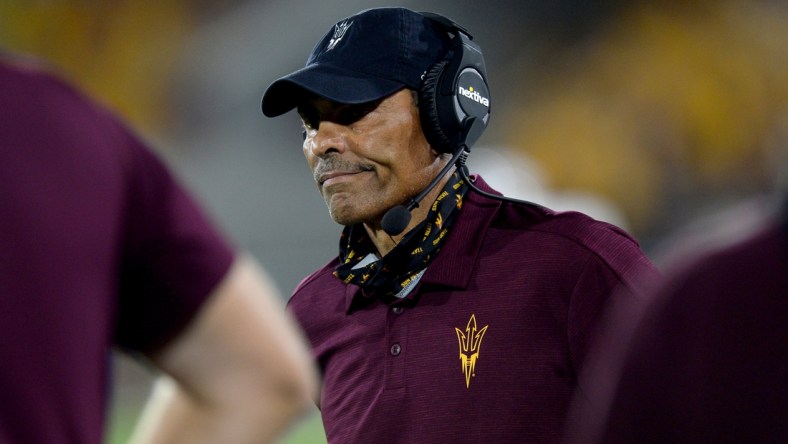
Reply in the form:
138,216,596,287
455,314,488,388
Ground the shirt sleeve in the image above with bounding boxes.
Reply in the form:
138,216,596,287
112,119,235,353
566,255,622,374
566,230,660,379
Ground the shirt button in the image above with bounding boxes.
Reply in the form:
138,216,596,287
391,306,404,314
390,343,402,356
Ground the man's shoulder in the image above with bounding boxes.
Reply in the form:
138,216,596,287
469,175,641,251
489,205,658,291
534,210,638,246
494,202,641,253
462,176,655,282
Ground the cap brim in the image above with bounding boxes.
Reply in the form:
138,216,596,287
261,64,405,117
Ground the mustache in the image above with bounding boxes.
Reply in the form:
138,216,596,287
313,156,375,183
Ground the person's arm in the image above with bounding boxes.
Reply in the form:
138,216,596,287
128,255,319,444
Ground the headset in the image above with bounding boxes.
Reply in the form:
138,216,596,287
381,12,544,236
418,12,490,155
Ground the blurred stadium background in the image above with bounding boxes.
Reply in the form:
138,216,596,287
1,0,786,442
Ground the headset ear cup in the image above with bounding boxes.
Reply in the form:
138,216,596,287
419,60,453,153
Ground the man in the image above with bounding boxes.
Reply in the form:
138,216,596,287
566,199,788,443
261,7,658,443
0,54,318,444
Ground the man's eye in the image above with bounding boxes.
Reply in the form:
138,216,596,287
337,103,374,125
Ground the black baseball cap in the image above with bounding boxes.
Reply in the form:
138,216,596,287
261,7,451,117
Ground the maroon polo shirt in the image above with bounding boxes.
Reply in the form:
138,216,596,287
0,56,234,443
567,211,788,443
288,175,658,443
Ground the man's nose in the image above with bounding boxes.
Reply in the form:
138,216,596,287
307,120,347,158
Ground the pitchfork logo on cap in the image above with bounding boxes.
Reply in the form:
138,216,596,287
326,20,353,51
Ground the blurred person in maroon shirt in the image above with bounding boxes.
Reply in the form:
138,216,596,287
566,198,788,443
0,53,317,444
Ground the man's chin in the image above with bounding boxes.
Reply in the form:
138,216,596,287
329,212,366,227
328,206,383,228
327,205,359,226
324,192,393,227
